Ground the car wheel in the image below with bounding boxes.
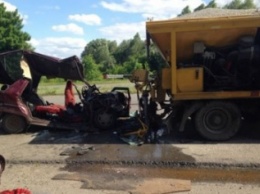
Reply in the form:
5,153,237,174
94,109,116,130
2,114,28,134
195,101,241,141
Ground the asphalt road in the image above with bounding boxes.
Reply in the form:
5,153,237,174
1,95,260,193
1,127,260,193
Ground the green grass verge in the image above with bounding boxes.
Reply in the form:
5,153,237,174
38,79,136,95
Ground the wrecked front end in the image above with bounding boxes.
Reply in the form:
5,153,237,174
0,50,130,134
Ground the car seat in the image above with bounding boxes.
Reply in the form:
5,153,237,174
34,80,75,116
64,80,75,108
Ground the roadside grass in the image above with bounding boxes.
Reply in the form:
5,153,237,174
38,79,136,95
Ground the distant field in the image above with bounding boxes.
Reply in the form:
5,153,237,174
38,79,136,95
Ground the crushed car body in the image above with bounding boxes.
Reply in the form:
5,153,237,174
0,50,130,133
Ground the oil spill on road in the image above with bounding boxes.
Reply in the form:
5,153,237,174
53,144,260,192
54,144,195,191
61,144,195,164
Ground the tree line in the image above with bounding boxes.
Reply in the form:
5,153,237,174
179,0,256,16
81,33,146,80
0,0,258,80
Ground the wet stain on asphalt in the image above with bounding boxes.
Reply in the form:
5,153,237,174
54,163,260,191
63,144,195,164
53,144,260,191
29,129,260,191
54,144,195,191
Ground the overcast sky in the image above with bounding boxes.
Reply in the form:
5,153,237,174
1,0,260,58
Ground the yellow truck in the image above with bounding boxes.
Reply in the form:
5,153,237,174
132,9,260,141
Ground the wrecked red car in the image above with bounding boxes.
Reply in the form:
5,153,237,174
0,50,130,134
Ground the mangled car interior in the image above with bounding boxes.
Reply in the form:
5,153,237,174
0,50,130,134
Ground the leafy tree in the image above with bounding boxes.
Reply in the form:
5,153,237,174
109,65,124,74
0,3,32,52
194,1,217,13
81,34,146,76
127,33,146,67
113,33,145,66
178,6,191,16
240,0,256,9
81,39,117,74
110,56,143,75
129,33,144,56
205,0,217,8
224,0,256,9
179,0,255,16
224,0,243,9
81,54,102,81
99,56,116,74
122,56,143,74
108,40,117,54
81,39,110,64
113,39,131,65
194,4,205,12
148,45,168,72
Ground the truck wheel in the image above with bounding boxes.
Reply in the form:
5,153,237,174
94,109,116,130
195,101,241,141
1,114,27,134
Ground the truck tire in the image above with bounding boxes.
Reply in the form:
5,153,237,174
94,109,116,130
1,114,27,134
195,101,241,141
